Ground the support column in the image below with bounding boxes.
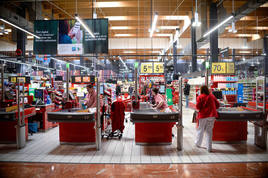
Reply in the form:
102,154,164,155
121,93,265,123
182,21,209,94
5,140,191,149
200,0,208,36
173,41,177,74
264,36,268,76
191,18,197,72
16,7,26,73
232,49,236,63
209,2,218,62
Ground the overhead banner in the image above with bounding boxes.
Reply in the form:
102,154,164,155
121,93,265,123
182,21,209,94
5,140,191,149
33,19,108,55
83,19,108,54
58,20,83,55
34,20,58,55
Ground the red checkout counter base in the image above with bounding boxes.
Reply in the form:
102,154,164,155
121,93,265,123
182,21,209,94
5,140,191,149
212,121,247,141
0,107,36,143
59,122,96,144
0,118,29,143
135,123,174,145
47,110,96,145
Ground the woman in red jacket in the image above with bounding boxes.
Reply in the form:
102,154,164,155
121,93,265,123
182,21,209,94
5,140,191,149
195,85,220,152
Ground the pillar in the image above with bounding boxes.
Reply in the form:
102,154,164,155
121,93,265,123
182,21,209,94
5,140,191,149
209,2,218,62
191,18,197,72
173,41,177,74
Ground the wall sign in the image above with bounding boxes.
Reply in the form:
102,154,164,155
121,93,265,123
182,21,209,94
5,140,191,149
211,62,235,74
154,62,164,73
141,63,153,73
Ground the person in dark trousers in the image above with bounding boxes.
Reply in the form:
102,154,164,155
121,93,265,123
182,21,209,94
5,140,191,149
128,85,133,96
183,79,190,107
116,84,121,97
195,85,220,152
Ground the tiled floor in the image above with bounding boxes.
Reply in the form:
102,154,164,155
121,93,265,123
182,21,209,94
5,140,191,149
1,162,268,177
0,107,267,164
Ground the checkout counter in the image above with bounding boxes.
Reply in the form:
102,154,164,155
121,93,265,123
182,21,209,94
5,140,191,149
0,107,36,143
48,108,96,145
130,102,180,145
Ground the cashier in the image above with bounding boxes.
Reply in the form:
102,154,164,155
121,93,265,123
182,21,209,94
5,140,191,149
151,88,170,112
84,84,97,108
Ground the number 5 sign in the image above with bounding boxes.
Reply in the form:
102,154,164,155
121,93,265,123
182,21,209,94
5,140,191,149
141,63,153,73
154,62,164,73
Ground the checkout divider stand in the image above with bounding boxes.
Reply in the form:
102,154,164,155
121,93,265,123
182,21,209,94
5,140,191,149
16,78,26,149
177,77,183,151
96,77,101,150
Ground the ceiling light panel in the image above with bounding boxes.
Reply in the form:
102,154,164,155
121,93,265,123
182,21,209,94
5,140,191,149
158,26,178,30
105,16,128,21
110,26,130,30
114,34,133,37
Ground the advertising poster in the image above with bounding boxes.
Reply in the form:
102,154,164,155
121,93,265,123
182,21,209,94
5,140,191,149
83,19,108,54
58,20,83,55
34,20,58,55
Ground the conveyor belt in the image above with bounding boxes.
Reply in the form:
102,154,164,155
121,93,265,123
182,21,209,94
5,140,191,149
217,110,264,121
47,108,95,122
131,109,180,123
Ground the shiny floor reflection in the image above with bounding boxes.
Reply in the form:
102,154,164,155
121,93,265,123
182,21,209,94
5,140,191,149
0,162,268,178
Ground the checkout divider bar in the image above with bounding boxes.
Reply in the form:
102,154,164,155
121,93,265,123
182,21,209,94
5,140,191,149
96,77,101,150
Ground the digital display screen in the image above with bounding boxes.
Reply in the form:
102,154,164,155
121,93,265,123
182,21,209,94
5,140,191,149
75,77,82,83
55,76,63,81
100,84,104,94
11,77,16,83
83,76,90,83
159,85,165,94
34,89,44,99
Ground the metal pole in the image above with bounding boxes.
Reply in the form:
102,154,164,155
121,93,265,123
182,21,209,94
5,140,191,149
96,77,101,150
16,80,20,149
177,77,183,151
1,64,4,102
66,67,69,102
134,67,138,99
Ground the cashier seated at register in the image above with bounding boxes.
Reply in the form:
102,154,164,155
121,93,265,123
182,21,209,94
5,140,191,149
151,88,171,112
84,84,97,108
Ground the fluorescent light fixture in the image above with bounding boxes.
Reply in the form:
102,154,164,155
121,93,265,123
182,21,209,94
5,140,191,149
105,16,127,21
123,51,136,53
4,31,8,34
5,29,11,32
0,18,40,39
27,35,34,39
252,34,261,41
203,15,233,37
158,26,178,30
150,12,158,38
155,34,172,37
192,11,201,27
94,2,122,8
239,51,251,54
110,26,130,30
237,34,252,37
163,16,189,20
228,21,237,33
44,18,49,20
151,51,161,54
0,32,3,35
75,14,95,38
114,34,133,37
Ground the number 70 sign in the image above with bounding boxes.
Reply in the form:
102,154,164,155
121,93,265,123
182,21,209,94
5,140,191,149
211,62,235,74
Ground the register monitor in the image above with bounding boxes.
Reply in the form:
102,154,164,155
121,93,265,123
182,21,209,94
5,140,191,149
159,85,165,94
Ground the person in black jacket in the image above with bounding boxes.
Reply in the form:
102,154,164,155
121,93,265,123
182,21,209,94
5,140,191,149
116,84,121,97
183,79,190,108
